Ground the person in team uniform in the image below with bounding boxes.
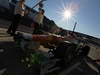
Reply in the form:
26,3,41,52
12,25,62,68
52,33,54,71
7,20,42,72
7,0,26,36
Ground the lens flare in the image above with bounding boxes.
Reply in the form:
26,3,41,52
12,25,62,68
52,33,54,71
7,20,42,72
55,0,80,23
63,10,72,19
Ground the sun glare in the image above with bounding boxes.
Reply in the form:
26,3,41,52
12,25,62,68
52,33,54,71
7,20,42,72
63,10,72,19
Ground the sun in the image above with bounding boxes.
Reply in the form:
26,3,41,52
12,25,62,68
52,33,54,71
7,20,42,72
55,1,76,22
63,10,72,19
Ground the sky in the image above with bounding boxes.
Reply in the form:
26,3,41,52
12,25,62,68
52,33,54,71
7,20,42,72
25,0,100,38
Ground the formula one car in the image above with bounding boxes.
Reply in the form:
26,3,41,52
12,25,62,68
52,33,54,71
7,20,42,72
13,32,90,75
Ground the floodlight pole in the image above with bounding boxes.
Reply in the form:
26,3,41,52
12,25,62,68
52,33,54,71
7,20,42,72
31,0,46,9
73,22,77,33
